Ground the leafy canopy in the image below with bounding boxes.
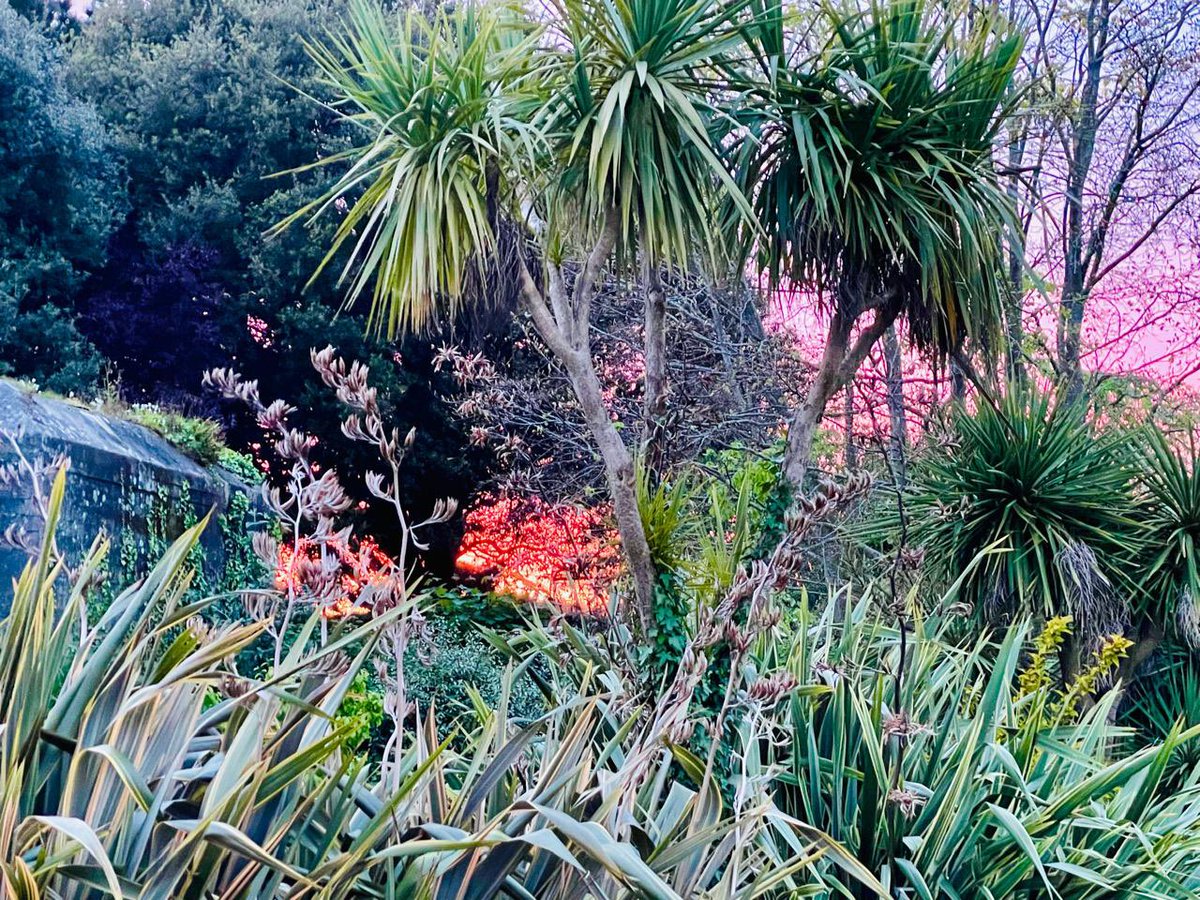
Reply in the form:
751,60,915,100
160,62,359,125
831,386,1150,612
283,0,755,337
730,0,1022,354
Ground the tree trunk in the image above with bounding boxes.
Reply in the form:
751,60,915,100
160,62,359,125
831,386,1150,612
844,379,858,470
707,282,748,409
781,308,853,487
883,324,907,487
1119,619,1164,684
565,355,656,632
515,215,657,632
780,282,901,488
950,357,967,401
642,259,668,482
1005,131,1027,384
1058,0,1107,402
1060,282,1087,402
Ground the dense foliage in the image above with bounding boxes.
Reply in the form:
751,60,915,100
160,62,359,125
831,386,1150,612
5,467,1200,897
0,3,118,394
65,0,342,405
2,0,489,558
3,0,1200,894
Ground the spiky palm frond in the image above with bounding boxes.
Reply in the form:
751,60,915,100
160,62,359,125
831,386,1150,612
1137,427,1200,628
282,0,753,338
731,0,1022,355
543,0,753,266
277,0,546,336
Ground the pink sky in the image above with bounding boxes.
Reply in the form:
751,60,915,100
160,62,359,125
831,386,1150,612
766,239,1200,448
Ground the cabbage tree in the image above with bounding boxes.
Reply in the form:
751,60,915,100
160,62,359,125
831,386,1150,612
730,0,1023,486
279,0,753,631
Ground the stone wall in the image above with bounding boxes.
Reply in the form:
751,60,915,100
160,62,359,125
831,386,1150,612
0,381,258,605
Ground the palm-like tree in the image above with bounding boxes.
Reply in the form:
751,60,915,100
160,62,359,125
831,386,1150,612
281,0,751,630
279,2,545,336
730,0,1023,486
545,0,753,476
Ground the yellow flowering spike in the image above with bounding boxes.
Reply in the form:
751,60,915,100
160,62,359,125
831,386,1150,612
1017,616,1073,699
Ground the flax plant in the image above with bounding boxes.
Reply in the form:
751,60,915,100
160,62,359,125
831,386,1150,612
0,456,861,898
767,590,1200,897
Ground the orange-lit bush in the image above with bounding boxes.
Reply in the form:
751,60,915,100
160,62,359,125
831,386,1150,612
275,536,395,619
455,493,619,615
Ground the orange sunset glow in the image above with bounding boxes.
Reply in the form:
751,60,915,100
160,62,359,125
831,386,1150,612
454,493,619,615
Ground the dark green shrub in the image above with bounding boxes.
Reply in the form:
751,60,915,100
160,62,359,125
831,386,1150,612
907,385,1141,632
427,584,529,632
406,619,544,731
0,3,119,398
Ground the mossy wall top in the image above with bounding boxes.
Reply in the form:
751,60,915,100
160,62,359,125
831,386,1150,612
0,381,258,606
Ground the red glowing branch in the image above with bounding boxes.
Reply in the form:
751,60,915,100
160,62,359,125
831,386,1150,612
455,493,619,615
